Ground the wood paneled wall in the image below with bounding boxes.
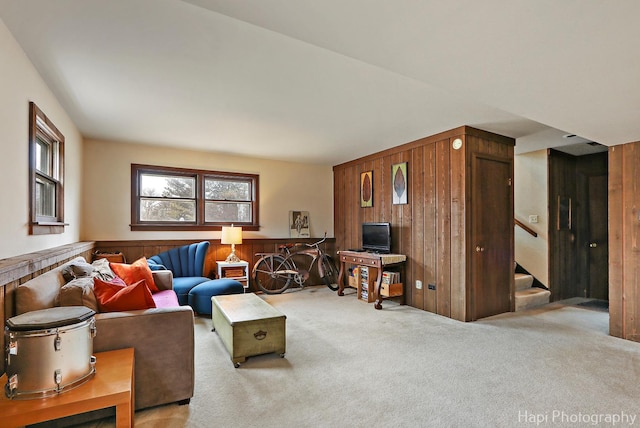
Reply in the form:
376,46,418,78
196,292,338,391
609,141,640,342
334,126,514,320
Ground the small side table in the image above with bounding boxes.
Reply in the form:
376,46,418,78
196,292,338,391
0,347,135,428
217,260,250,291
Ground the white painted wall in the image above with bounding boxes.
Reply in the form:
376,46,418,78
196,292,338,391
81,139,334,241
0,18,83,259
514,150,549,287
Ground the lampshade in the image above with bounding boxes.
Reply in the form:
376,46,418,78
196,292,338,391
221,225,243,245
221,225,242,262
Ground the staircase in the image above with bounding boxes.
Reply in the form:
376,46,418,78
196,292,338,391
515,272,550,311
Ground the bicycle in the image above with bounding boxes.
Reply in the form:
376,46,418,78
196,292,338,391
252,234,339,294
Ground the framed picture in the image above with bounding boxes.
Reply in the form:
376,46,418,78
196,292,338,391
290,210,310,238
360,171,373,207
392,162,408,205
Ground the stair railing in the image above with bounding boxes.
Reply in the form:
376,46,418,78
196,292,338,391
515,218,538,238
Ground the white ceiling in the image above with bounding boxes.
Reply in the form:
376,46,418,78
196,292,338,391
1,0,638,165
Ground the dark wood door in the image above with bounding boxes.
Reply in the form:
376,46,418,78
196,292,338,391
586,173,608,300
574,152,608,301
470,155,512,320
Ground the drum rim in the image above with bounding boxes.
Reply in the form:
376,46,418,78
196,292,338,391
6,306,95,331
6,317,94,338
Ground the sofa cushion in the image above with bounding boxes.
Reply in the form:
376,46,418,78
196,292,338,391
172,276,211,305
148,241,209,278
110,257,159,293
187,279,244,315
15,257,87,315
152,290,180,308
58,277,99,312
94,277,156,312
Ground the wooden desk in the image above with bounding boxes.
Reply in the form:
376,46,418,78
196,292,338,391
0,348,134,428
337,251,407,309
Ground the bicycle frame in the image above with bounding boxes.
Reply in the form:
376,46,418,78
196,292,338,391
254,235,329,287
280,234,327,280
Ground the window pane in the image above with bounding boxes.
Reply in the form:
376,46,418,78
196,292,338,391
35,137,51,175
35,175,56,217
141,174,195,198
205,178,250,201
205,201,251,223
139,199,196,222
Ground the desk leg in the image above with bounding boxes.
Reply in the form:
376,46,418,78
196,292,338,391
374,268,383,310
337,260,346,296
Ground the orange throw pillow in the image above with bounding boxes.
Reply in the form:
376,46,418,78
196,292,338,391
110,257,158,293
93,277,156,312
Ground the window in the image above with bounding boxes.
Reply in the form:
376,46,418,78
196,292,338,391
131,164,259,231
29,102,66,235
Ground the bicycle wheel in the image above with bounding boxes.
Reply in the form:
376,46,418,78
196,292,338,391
320,255,339,291
254,255,292,294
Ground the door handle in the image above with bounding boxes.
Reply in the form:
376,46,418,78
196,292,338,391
589,242,597,248
475,245,485,252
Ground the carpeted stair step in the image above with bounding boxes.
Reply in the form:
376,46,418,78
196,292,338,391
515,273,534,291
515,287,551,311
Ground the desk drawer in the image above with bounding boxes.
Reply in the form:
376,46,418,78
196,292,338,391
340,255,380,267
380,282,403,297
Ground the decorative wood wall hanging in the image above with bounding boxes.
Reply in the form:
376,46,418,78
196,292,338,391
360,171,373,207
392,162,408,204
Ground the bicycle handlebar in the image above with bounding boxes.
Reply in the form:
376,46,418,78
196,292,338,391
278,232,328,252
305,232,327,248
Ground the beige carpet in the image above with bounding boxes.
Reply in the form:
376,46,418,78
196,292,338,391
87,287,640,428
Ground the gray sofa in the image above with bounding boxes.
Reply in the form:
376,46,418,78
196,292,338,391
13,257,195,418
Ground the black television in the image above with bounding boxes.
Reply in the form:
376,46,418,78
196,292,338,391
362,222,392,253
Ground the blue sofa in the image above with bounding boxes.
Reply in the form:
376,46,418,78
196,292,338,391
148,241,212,305
148,241,244,313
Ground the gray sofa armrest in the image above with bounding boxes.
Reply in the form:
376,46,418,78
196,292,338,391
93,306,194,410
152,269,173,291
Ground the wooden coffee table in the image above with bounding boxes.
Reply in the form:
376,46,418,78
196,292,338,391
0,348,134,428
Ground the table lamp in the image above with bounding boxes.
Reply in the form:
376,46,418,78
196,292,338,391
221,224,243,263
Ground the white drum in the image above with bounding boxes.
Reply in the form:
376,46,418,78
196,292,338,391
4,306,97,399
